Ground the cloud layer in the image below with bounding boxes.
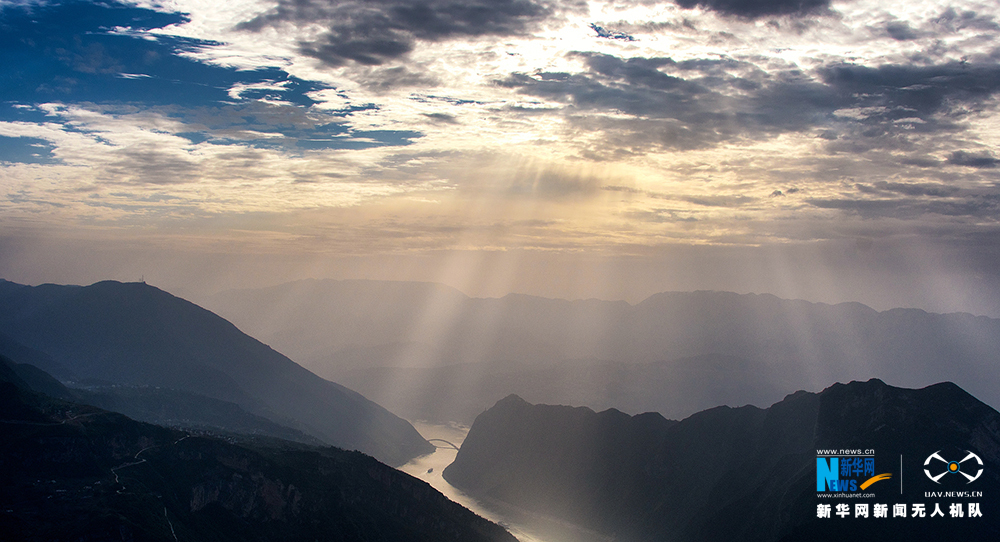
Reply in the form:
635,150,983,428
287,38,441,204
239,0,576,67
1,0,1000,311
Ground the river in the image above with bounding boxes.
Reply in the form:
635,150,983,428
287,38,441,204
399,421,614,542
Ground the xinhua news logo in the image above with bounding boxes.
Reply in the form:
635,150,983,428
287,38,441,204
817,450,892,492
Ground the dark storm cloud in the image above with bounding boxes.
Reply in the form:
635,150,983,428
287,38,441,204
948,150,1000,168
238,0,579,68
760,62,1000,151
501,52,1000,155
497,53,747,151
899,156,941,168
498,53,808,151
885,21,921,41
672,0,830,19
817,63,1000,120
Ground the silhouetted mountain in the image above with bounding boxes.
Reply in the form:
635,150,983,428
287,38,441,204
444,381,1000,541
1,354,78,401
0,330,76,380
339,354,788,423
0,354,325,445
0,360,515,542
0,279,432,465
81,386,326,445
204,280,1000,422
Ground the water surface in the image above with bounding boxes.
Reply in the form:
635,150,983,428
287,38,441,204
400,421,613,542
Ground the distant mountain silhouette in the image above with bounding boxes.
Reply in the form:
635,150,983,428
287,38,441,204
1,352,326,444
205,279,1000,421
338,354,788,423
444,381,1000,541
205,279,475,372
1,353,78,401
0,329,76,380
0,357,515,542
0,279,432,465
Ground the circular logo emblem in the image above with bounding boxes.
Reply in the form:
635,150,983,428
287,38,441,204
924,450,983,484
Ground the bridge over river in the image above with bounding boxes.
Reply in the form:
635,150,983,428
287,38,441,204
426,438,460,450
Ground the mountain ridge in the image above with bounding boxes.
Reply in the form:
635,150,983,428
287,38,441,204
201,279,1000,427
0,355,516,542
444,379,1000,541
0,279,433,465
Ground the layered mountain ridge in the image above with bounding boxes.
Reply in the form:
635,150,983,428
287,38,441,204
444,380,1000,541
0,279,432,465
0,355,515,542
205,279,1000,422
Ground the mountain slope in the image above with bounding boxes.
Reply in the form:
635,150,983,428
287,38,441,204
0,279,432,465
0,361,515,542
1,353,326,445
444,381,1000,541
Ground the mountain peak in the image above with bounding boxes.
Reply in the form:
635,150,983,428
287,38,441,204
496,393,529,406
0,279,433,466
447,381,1000,541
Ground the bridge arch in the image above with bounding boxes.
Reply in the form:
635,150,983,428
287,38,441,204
427,438,460,451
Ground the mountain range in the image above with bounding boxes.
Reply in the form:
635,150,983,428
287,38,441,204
0,279,432,466
204,279,1000,422
0,354,515,542
443,380,1000,541
4,276,998,540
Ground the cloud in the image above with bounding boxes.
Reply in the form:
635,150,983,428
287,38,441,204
932,7,1000,34
101,143,202,185
496,53,750,151
884,21,922,41
672,0,831,19
589,23,636,41
855,181,960,198
818,63,1000,120
681,194,756,207
807,197,1000,220
948,150,1000,168
4,0,1000,296
238,0,577,68
0,0,445,203
351,65,441,92
422,112,459,124
497,50,1000,160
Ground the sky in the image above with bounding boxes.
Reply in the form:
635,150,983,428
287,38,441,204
2,0,1000,315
